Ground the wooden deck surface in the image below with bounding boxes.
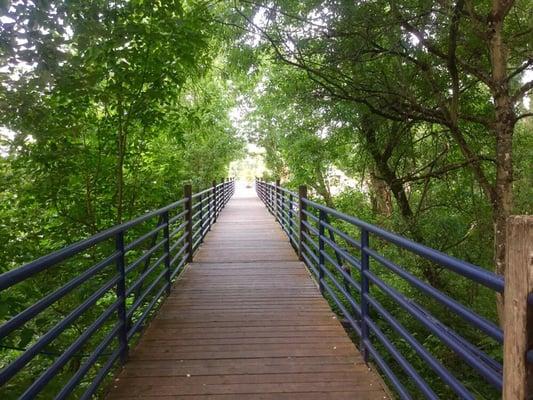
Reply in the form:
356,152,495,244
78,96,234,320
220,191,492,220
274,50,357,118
106,190,388,399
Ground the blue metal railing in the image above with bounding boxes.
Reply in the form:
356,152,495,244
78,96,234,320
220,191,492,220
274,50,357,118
0,179,235,399
256,179,503,399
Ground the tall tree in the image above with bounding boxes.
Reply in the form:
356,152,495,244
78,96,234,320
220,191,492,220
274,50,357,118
233,0,532,290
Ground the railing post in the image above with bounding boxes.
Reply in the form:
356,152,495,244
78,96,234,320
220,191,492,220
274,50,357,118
212,180,217,224
216,180,219,213
223,178,227,206
163,211,171,295
184,184,193,263
269,183,274,214
503,216,533,400
199,191,204,241
223,179,227,206
360,228,370,363
264,182,268,210
207,187,212,230
288,192,293,238
280,189,285,232
298,185,307,261
318,209,325,294
265,183,269,211
275,179,280,223
115,230,129,364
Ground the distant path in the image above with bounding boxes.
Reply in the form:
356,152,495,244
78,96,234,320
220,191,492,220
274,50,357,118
106,185,389,399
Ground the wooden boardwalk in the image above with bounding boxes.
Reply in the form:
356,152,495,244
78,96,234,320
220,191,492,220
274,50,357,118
107,189,388,399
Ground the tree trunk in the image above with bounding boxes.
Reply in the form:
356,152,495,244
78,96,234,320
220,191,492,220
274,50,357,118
116,99,126,224
315,167,335,209
370,170,393,217
362,123,444,288
488,2,516,321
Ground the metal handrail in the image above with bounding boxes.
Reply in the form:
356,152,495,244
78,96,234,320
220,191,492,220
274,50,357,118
255,178,503,400
0,179,235,399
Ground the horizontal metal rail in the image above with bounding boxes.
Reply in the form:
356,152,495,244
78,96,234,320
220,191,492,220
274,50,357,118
0,178,235,399
255,178,504,399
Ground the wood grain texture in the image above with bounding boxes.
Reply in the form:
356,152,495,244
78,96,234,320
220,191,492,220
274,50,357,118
106,192,388,399
503,216,533,400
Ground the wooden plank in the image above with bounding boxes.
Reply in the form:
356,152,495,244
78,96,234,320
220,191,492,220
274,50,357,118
120,356,366,372
112,371,382,386
106,192,388,399
107,394,384,400
108,381,383,397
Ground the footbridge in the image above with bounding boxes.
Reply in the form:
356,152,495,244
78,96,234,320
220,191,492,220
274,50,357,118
1,179,531,399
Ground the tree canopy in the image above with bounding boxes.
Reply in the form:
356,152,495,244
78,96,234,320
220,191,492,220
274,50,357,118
0,0,531,398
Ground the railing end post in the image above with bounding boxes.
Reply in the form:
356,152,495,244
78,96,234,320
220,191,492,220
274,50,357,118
503,215,533,400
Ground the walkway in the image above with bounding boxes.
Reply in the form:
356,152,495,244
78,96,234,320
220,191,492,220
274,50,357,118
106,187,388,399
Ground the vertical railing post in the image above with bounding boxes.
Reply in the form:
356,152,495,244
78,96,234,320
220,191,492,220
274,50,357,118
280,190,285,231
270,183,274,213
212,180,217,224
503,216,533,400
298,185,307,261
223,178,227,206
219,178,223,211
265,182,268,210
184,184,193,263
265,183,269,211
199,191,204,241
115,230,129,364
163,211,171,295
275,179,280,223
219,179,223,208
288,192,293,240
222,178,226,207
360,228,370,363
207,188,212,230
318,209,325,293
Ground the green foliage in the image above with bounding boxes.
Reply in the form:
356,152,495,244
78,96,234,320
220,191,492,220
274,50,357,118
229,1,532,398
0,0,531,398
0,1,243,398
